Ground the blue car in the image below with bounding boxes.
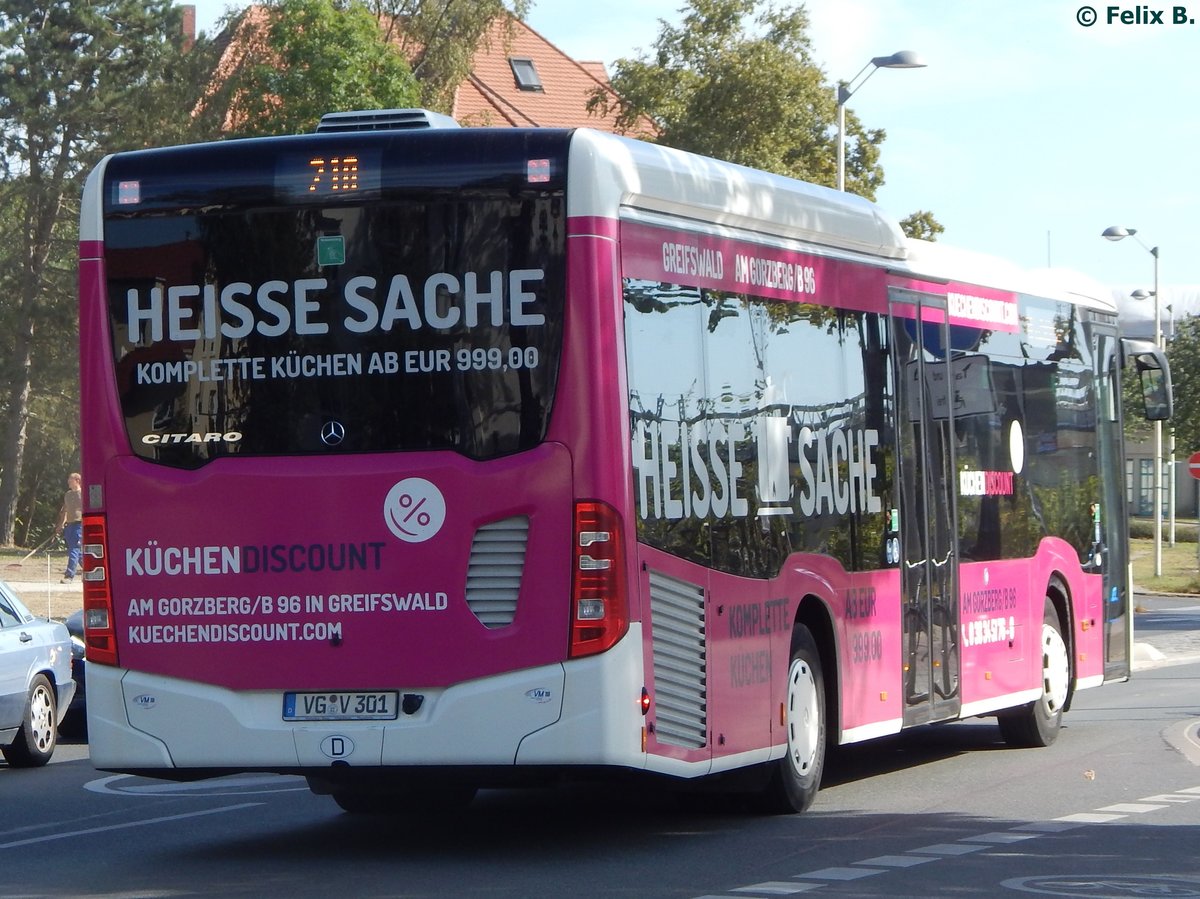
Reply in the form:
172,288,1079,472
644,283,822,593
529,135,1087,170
0,582,75,767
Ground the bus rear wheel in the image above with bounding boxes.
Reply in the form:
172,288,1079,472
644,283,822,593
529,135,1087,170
998,597,1069,748
756,625,825,814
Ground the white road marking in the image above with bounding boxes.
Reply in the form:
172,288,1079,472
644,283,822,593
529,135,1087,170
795,867,886,880
694,783,1200,897
0,803,261,849
84,772,307,796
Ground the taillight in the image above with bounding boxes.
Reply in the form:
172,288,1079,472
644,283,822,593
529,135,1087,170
570,500,629,657
81,513,118,666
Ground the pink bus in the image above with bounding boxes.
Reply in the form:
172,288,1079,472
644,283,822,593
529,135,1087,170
78,110,1171,814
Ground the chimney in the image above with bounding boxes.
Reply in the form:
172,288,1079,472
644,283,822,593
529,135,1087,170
181,4,196,50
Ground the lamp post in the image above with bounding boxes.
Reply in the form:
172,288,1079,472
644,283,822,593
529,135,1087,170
836,51,926,192
1103,226,1163,576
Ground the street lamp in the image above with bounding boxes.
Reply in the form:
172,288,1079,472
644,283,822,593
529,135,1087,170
1103,225,1164,575
836,50,926,192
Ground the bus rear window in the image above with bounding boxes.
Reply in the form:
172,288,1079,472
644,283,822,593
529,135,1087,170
103,196,565,466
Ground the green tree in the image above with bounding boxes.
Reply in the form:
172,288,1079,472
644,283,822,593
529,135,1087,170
593,0,945,237
0,0,191,546
1121,340,1154,447
1157,316,1199,454
129,29,228,149
591,0,885,195
900,210,944,242
0,175,79,548
368,0,531,113
208,0,421,138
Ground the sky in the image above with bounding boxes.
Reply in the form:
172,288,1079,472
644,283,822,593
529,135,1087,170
184,0,1200,326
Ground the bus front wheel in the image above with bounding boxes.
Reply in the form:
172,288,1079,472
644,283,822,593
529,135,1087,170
757,625,826,814
998,597,1069,748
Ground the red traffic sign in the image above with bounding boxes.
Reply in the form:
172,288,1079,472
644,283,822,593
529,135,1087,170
1189,452,1200,481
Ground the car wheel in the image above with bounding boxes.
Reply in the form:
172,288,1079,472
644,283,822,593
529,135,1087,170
2,674,58,768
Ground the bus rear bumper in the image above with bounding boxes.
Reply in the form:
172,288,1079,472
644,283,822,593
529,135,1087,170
85,628,648,776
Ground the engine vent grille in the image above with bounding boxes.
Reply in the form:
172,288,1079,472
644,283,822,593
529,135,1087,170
464,517,529,628
649,570,707,749
315,108,461,133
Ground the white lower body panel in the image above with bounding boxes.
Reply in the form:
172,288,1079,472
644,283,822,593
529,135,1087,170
87,626,653,776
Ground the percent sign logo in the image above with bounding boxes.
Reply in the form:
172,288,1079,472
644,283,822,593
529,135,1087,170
384,478,447,543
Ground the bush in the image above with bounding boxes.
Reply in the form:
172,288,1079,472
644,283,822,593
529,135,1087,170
1129,518,1199,543
1130,519,1154,539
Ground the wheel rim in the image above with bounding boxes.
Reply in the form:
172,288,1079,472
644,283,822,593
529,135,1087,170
1040,622,1069,717
29,684,55,753
785,658,820,777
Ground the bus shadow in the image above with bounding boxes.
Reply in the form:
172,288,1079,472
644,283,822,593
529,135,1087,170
166,802,1200,899
823,719,1008,787
170,722,1021,863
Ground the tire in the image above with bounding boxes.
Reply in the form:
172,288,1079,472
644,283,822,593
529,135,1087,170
756,626,826,814
998,597,1069,748
2,674,58,768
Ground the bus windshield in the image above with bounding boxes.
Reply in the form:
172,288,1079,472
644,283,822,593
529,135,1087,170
101,134,567,467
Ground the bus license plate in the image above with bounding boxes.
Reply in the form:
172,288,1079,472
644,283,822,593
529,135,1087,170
283,691,399,721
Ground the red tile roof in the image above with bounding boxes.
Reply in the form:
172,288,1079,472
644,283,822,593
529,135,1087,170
206,6,656,138
449,16,656,137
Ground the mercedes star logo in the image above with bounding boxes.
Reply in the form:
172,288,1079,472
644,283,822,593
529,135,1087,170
320,420,346,446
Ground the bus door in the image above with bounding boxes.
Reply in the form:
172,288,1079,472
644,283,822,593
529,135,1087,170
1092,325,1132,680
889,290,961,726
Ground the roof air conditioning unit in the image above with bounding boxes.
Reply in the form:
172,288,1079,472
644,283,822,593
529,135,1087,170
315,109,461,133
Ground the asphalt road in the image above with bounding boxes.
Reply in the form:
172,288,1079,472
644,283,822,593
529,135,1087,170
5,652,1197,899
1132,592,1200,668
1,589,1195,898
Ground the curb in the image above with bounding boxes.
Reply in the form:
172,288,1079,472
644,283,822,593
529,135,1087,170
1165,719,1200,766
